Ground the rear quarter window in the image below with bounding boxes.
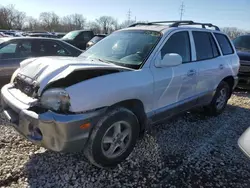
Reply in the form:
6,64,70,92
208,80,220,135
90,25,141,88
214,33,234,55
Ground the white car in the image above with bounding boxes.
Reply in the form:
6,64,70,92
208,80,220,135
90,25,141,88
1,21,240,168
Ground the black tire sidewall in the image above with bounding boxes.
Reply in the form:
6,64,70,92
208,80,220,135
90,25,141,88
208,81,230,115
86,108,139,167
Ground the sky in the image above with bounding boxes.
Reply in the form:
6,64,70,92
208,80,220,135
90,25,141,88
1,0,250,30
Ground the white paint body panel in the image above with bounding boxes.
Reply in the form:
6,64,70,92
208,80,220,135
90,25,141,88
6,26,240,116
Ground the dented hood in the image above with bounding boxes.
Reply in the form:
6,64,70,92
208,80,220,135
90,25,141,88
18,56,131,93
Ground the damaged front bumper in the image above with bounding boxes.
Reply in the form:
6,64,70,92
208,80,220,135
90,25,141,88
1,84,106,152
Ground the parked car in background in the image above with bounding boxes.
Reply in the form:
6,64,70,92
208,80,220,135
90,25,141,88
0,31,22,37
86,34,106,50
62,30,94,50
27,33,58,38
22,31,51,36
0,21,239,168
0,32,10,38
233,35,250,89
0,37,82,86
55,32,67,38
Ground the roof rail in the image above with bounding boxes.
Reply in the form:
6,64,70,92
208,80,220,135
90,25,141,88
128,22,153,27
128,20,220,31
170,21,220,31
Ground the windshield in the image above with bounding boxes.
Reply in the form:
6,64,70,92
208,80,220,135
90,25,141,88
233,35,250,51
81,30,161,68
62,30,81,40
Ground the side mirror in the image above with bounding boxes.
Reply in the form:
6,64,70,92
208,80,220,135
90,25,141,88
156,53,182,67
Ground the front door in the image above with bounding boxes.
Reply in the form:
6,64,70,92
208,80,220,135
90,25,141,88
150,31,198,122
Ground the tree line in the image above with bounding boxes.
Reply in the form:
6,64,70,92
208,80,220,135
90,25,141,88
0,4,136,34
0,4,249,37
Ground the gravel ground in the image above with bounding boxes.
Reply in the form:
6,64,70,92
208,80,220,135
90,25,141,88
1,91,250,188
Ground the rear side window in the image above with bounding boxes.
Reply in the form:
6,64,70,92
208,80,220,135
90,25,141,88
193,31,214,61
214,33,234,55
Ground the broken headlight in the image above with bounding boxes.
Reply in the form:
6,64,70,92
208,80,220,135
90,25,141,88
40,88,70,112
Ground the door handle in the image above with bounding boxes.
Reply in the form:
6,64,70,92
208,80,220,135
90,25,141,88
187,69,196,76
219,64,224,70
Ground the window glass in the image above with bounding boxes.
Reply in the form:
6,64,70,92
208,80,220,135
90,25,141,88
80,30,161,67
78,31,93,41
31,41,69,56
161,31,191,63
193,31,214,60
16,41,32,58
62,30,80,40
90,36,104,43
233,35,250,51
215,33,234,55
209,34,220,57
0,43,17,54
0,42,18,59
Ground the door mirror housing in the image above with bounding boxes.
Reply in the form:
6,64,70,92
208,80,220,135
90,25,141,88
156,53,182,67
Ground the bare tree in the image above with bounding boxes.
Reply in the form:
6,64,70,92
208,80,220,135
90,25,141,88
24,16,41,31
87,21,101,34
61,14,86,31
39,12,59,31
222,27,247,39
0,4,26,30
96,16,116,33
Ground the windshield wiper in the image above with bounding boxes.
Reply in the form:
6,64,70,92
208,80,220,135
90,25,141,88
94,58,118,65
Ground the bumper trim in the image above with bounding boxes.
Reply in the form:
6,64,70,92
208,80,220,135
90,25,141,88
1,84,107,152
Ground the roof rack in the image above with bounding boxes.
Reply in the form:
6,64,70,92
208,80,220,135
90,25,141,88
128,20,220,31
128,22,153,27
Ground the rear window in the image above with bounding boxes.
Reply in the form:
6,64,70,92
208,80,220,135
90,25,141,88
214,33,234,55
90,36,104,43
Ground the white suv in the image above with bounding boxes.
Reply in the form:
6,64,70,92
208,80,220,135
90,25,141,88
1,21,240,168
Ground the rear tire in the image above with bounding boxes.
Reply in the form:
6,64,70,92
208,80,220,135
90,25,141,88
84,107,139,168
203,81,230,116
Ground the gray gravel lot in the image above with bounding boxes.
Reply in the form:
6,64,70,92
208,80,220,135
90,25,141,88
1,91,250,188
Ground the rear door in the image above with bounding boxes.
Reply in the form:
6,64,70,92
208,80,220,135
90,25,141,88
191,31,225,104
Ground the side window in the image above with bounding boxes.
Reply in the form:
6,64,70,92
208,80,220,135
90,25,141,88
78,32,93,42
0,42,17,59
16,41,32,58
214,33,234,55
0,43,17,53
161,31,191,63
193,31,214,61
38,41,69,56
209,34,220,57
83,32,93,42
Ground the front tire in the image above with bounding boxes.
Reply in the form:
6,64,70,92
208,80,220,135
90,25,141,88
85,107,139,168
204,81,230,116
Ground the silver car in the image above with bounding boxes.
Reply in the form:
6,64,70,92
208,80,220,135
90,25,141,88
1,21,239,168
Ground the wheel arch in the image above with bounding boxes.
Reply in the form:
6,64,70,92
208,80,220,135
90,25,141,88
221,76,234,96
108,99,148,137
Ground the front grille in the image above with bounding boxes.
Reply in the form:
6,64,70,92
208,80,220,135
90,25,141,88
14,75,37,97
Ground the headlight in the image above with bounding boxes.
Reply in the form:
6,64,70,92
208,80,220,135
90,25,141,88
40,88,70,112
